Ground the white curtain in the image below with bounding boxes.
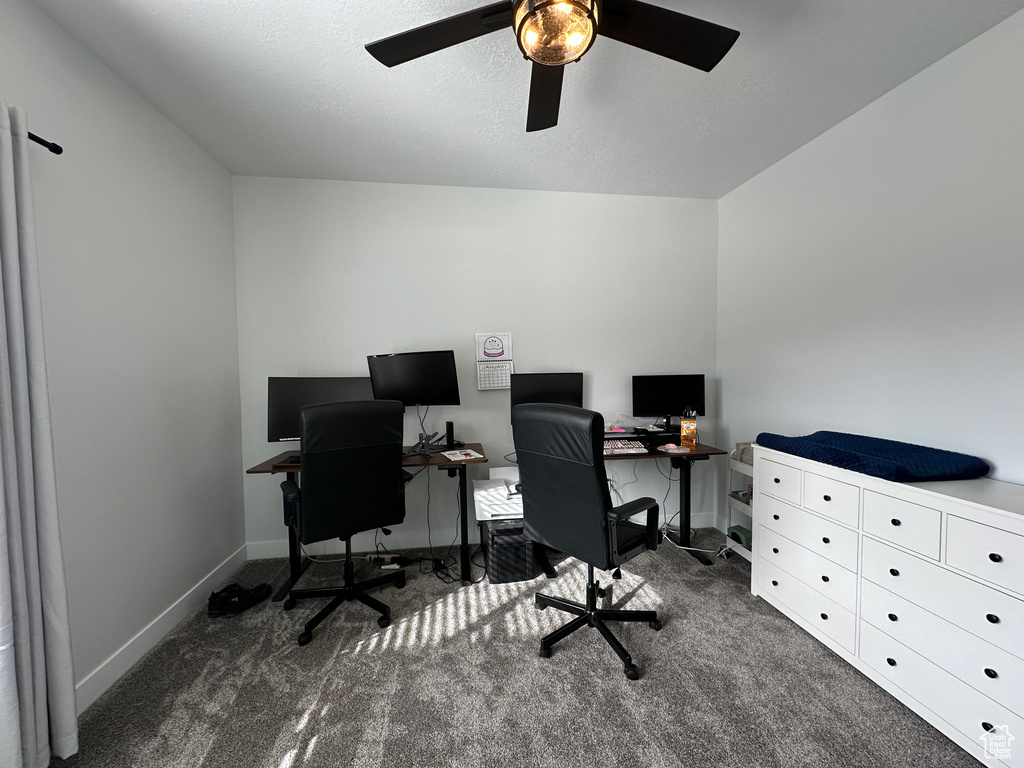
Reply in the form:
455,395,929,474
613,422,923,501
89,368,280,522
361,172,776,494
0,101,78,767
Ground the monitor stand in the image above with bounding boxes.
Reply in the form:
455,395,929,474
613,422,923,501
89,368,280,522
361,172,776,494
404,431,440,457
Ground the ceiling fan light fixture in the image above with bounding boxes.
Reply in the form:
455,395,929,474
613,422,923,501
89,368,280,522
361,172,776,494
514,0,599,66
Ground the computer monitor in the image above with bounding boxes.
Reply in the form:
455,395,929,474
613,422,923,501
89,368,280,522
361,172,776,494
267,376,374,442
366,350,461,407
510,372,584,414
631,374,705,428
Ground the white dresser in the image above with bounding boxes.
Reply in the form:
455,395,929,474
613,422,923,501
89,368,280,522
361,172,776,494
752,445,1024,766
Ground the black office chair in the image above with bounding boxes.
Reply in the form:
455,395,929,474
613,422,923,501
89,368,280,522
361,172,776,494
511,403,662,680
279,399,410,645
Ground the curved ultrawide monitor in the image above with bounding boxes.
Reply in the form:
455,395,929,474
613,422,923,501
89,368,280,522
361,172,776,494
367,350,461,407
510,372,584,414
267,376,374,441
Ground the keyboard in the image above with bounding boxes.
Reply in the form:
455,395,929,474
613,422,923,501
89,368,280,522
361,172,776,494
603,439,648,456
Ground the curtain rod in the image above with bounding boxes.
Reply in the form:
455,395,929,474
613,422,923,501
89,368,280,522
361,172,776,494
28,132,63,155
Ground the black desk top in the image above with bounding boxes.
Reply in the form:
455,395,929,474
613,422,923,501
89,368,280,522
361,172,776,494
246,443,489,475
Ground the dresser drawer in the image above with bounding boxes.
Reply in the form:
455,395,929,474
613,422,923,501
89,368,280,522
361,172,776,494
861,580,1024,715
863,490,940,560
947,516,1024,598
759,458,802,506
803,471,859,527
859,621,1023,765
862,537,1024,659
757,526,857,610
758,493,858,571
758,560,856,652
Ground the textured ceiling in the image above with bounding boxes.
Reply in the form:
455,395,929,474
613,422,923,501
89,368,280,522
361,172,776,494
29,0,1024,198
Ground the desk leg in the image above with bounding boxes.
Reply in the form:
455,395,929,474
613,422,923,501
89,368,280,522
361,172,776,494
273,470,312,602
458,465,472,585
273,526,313,602
665,457,714,566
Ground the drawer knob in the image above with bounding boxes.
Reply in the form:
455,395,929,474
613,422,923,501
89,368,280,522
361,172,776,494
888,613,898,622
886,657,897,667
986,614,1000,624
984,668,998,679
822,494,831,502
889,568,900,577
772,547,779,554
821,575,830,583
820,613,828,620
773,477,781,484
891,518,901,527
773,514,780,520
822,537,830,544
989,553,1003,563
771,580,779,587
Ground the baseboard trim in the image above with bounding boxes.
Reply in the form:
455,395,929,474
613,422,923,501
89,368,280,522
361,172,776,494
245,527,478,560
74,544,248,714
246,516,713,561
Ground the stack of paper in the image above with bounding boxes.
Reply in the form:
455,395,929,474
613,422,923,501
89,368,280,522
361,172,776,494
472,479,523,521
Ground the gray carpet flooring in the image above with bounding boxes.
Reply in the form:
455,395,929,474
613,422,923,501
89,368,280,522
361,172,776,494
53,530,979,767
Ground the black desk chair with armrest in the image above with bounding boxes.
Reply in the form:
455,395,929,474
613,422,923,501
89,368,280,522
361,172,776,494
511,403,662,680
279,399,411,646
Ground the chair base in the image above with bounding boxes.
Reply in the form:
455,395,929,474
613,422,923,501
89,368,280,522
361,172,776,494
535,565,661,679
285,541,405,645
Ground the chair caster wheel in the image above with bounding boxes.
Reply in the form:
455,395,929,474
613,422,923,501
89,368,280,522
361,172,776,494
613,568,622,580
283,598,296,611
535,597,546,610
649,620,663,631
539,647,551,659
377,615,390,629
597,588,607,598
624,664,640,680
297,632,311,646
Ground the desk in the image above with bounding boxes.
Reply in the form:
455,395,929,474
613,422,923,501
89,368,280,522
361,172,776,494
246,443,488,595
604,442,727,565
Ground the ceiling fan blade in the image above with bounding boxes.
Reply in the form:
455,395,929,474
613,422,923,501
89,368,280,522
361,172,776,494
599,0,739,72
366,1,513,67
526,63,564,132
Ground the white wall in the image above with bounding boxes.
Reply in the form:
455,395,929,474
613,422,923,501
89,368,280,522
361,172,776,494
717,10,1024,486
234,177,721,555
1,0,245,711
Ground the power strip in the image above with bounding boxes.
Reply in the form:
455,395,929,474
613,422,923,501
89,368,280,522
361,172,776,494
369,554,411,567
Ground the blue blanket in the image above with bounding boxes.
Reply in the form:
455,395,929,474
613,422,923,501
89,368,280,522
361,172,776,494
755,431,989,482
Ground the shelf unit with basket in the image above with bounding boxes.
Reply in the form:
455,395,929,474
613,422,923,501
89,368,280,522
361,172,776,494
721,447,754,561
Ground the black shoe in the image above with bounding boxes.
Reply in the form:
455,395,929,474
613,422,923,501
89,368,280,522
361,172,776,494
217,583,272,617
208,584,243,617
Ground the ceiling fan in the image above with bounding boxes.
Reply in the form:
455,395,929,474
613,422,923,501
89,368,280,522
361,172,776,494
365,0,740,132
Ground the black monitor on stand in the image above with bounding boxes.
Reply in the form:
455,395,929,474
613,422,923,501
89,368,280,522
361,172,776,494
367,350,461,456
631,374,705,430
